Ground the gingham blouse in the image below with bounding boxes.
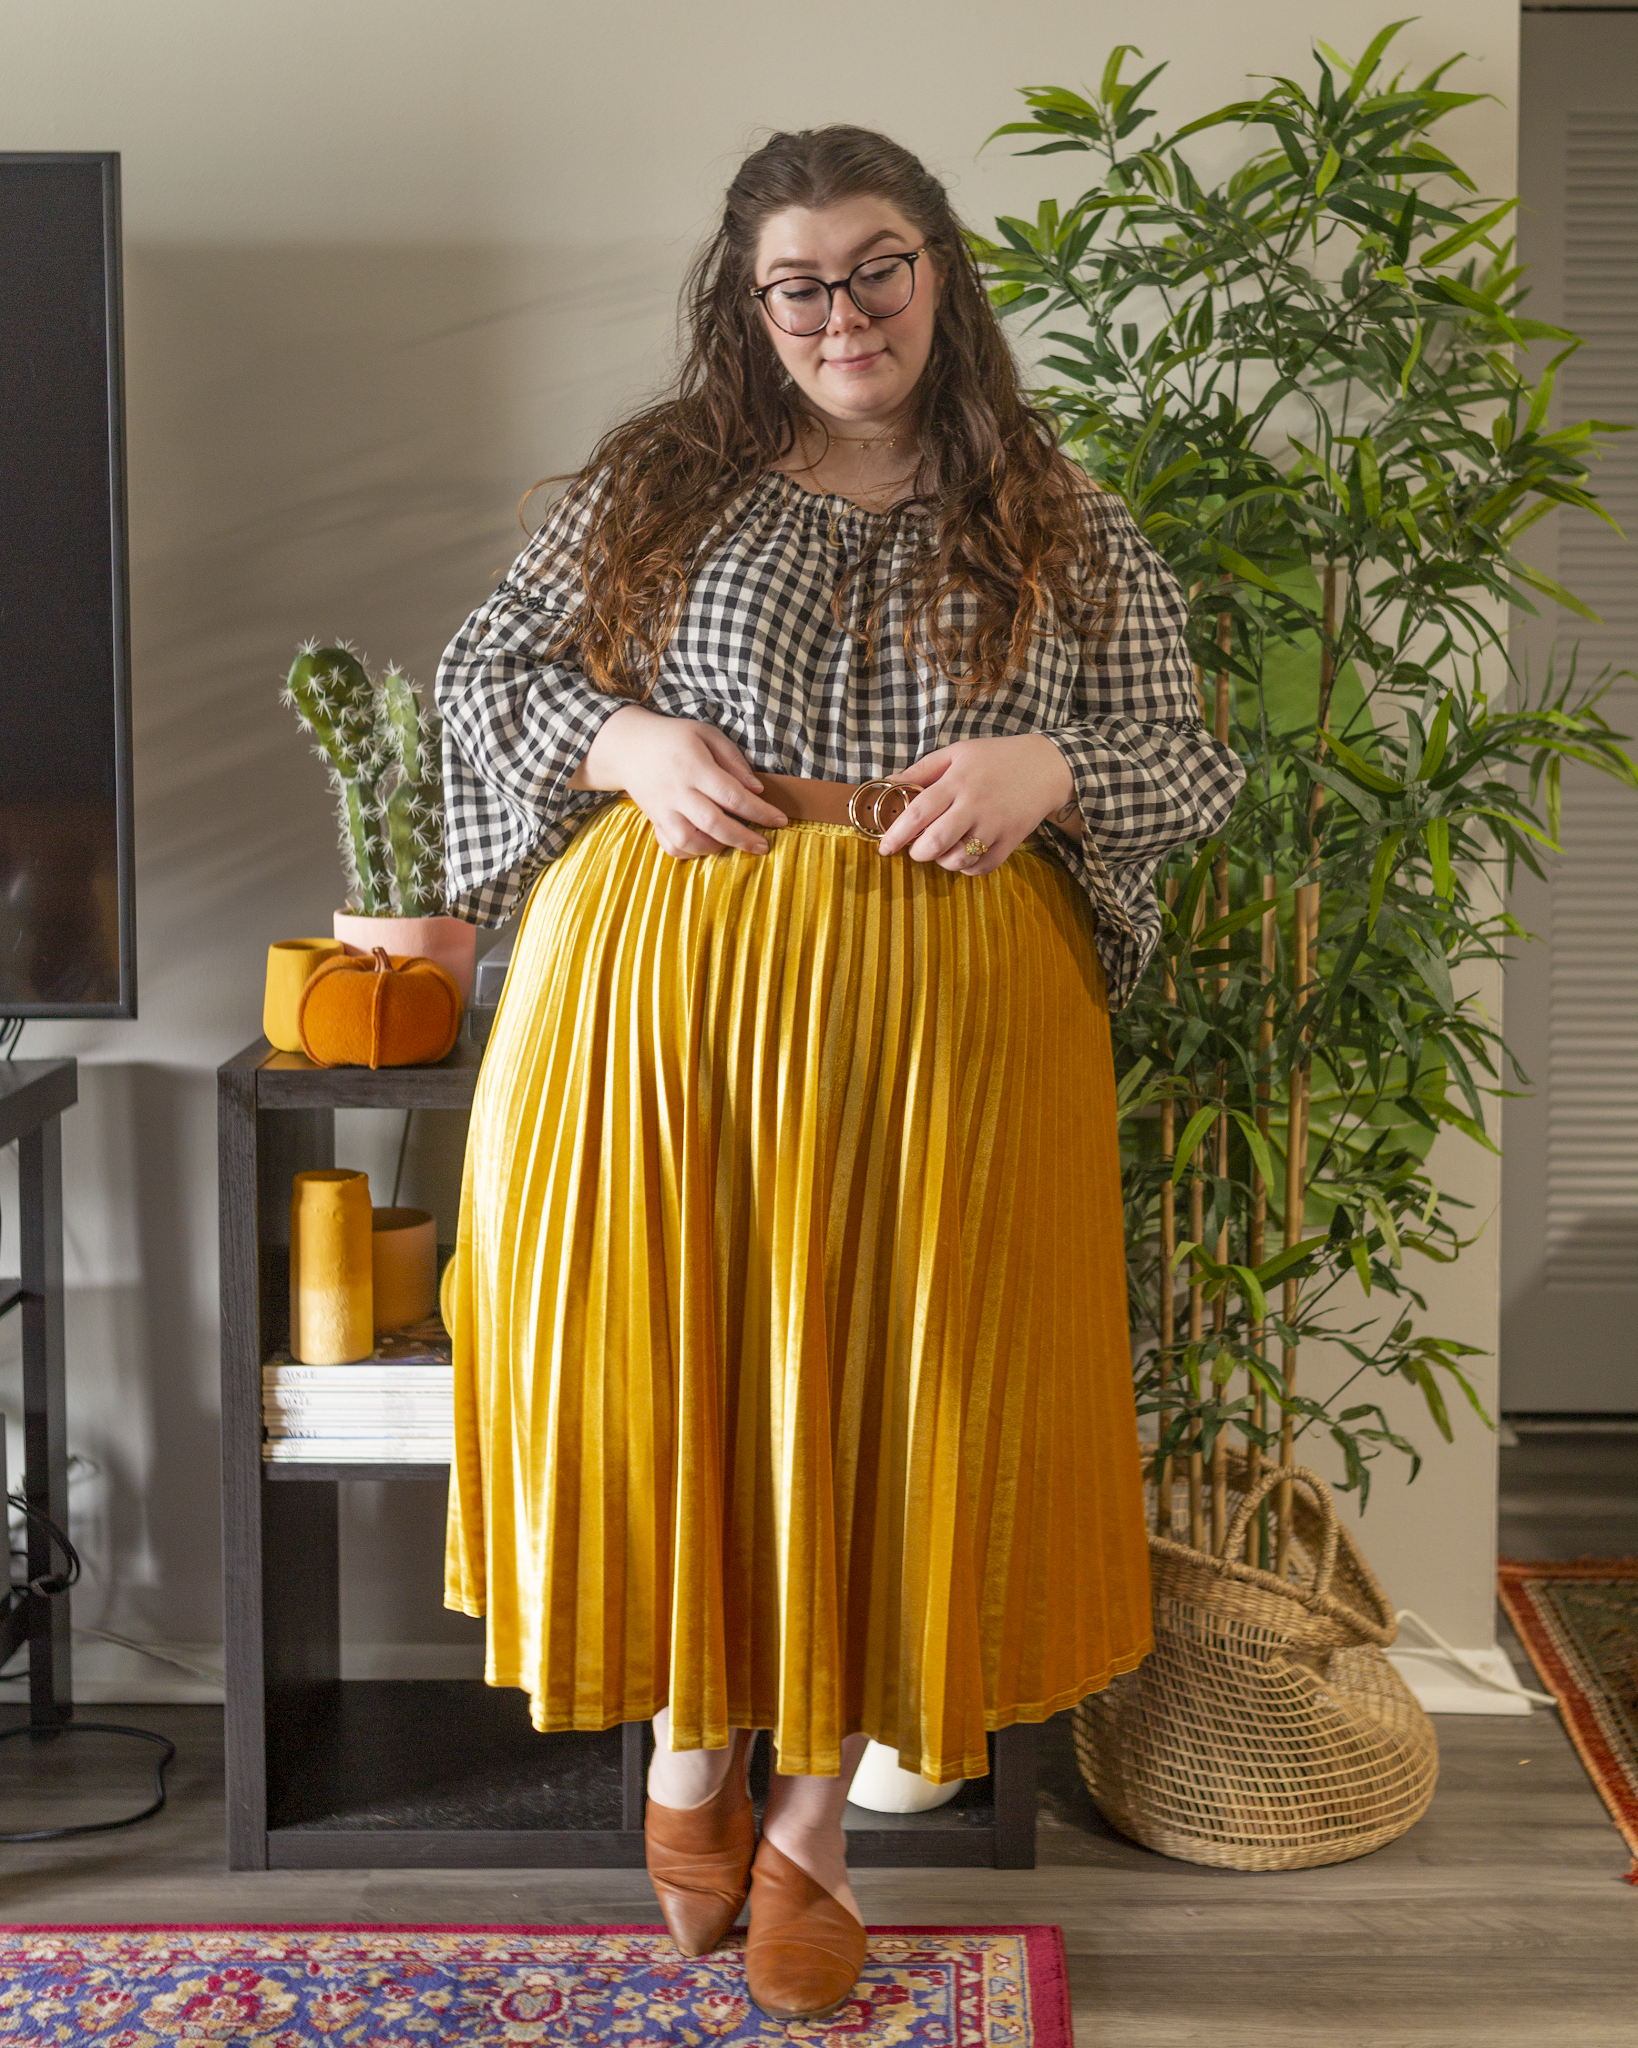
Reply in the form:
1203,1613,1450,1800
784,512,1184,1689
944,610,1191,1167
437,470,1244,1009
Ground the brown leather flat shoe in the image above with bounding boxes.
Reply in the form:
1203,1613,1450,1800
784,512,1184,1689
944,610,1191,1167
745,1836,868,2021
644,1737,756,1957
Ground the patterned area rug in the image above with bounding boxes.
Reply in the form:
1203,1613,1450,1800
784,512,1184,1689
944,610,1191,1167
0,1922,1071,2044
1498,1557,1638,1880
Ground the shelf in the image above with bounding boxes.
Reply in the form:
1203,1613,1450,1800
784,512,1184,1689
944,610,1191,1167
265,1462,450,1483
262,1680,1004,1872
234,1036,484,1111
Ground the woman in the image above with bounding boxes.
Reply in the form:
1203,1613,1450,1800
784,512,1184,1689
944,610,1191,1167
437,125,1242,2021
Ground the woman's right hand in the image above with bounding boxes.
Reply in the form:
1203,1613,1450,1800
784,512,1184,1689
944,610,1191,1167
569,703,787,858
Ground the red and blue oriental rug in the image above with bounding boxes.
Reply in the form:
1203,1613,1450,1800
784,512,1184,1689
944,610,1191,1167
0,1921,1072,2043
1499,1555,1638,1880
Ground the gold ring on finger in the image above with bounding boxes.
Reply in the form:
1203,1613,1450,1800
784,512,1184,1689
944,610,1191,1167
964,837,990,862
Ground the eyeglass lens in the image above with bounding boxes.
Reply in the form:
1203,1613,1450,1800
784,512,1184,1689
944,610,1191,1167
762,255,916,336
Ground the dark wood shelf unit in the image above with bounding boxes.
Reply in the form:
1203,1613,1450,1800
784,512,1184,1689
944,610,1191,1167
220,1036,1036,1872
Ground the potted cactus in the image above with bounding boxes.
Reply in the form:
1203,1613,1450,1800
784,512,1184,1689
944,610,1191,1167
282,642,475,999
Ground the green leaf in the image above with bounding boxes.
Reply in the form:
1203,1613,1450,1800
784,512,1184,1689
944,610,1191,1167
1512,564,1601,623
1420,197,1518,267
1307,757,1384,824
1348,19,1415,94
1314,144,1342,200
1256,1237,1331,1283
1355,437,1382,519
1228,1110,1277,1194
1418,694,1453,783
1229,1264,1269,1322
1171,1102,1224,1184
1426,817,1454,899
1405,1357,1454,1442
1368,831,1404,931
1217,548,1286,597
1100,44,1144,106
1320,731,1402,794
1397,930,1457,1015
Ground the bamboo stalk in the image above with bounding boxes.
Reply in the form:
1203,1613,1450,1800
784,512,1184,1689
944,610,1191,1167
1276,880,1314,1577
1210,1101,1229,1555
1209,603,1232,1555
1306,560,1339,844
1156,880,1179,1536
1188,1167,1205,1551
1275,565,1336,1574
1157,1089,1176,1538
1245,870,1277,1566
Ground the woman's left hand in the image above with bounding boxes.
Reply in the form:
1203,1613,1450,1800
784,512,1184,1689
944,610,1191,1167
874,734,1082,874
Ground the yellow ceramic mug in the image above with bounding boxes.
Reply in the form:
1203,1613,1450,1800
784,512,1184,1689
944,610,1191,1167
264,937,343,1053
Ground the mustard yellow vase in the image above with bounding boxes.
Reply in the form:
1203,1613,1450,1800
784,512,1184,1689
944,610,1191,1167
444,801,1152,1782
290,1169,374,1364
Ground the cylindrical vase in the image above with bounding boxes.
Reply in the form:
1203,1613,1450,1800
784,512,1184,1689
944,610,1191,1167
264,937,343,1053
371,1206,437,1333
290,1169,373,1363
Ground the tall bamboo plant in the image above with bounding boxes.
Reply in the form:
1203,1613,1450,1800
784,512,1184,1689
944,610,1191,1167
975,26,1637,1558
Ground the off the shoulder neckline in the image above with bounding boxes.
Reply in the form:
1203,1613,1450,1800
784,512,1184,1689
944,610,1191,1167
756,466,1110,523
759,469,921,522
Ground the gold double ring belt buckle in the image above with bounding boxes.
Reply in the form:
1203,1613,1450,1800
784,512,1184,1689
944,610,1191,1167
846,778,913,840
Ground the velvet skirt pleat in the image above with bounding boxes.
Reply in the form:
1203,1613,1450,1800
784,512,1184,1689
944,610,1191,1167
444,799,1151,1781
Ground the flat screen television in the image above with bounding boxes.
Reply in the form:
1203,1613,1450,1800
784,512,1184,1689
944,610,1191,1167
0,152,134,1018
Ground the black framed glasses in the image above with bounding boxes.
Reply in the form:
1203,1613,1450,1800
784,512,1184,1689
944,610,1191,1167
750,248,926,336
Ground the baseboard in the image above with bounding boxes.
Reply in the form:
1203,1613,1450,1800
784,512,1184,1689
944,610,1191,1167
1387,1644,1536,1716
14,1634,1538,1716
339,1643,487,1681
0,1637,489,1704
10,1635,229,1705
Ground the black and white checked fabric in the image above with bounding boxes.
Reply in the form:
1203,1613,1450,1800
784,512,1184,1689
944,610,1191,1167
438,471,1243,1009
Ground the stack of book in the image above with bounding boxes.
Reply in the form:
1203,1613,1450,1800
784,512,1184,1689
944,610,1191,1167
262,1316,454,1464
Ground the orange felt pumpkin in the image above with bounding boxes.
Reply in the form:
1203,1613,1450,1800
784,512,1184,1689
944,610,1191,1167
297,947,462,1069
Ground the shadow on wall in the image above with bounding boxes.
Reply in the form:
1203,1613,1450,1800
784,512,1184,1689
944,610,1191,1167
22,237,677,1675
123,237,676,1055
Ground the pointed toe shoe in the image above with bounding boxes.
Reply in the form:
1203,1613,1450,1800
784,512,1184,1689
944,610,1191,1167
745,1836,868,2021
644,1745,756,1957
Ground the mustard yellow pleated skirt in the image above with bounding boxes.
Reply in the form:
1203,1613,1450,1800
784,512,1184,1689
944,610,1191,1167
443,799,1151,1781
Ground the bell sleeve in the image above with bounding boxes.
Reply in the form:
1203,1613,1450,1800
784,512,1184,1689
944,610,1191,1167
1034,489,1246,1007
437,481,632,926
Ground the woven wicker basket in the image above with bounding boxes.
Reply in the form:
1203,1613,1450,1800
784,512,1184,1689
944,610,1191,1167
1075,1461,1438,1870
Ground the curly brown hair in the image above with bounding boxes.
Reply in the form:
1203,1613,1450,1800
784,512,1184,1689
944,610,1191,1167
544,125,1111,699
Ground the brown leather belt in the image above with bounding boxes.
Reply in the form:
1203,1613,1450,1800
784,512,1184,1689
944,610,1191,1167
757,772,914,838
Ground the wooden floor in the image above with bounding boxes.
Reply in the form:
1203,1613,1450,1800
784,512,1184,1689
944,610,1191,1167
0,1695,1632,2044
0,1430,1633,2045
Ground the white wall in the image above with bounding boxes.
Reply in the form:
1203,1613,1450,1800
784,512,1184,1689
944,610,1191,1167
0,0,1519,1695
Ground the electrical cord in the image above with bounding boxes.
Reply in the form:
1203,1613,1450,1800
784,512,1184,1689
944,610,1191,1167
0,1722,175,1841
0,1017,22,1060
0,1491,178,1840
391,1108,413,1205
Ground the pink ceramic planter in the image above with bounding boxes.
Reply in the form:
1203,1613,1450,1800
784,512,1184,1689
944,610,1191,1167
332,912,477,1003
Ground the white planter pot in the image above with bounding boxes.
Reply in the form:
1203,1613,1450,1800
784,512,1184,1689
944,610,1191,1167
847,1740,964,1813
333,912,477,1003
